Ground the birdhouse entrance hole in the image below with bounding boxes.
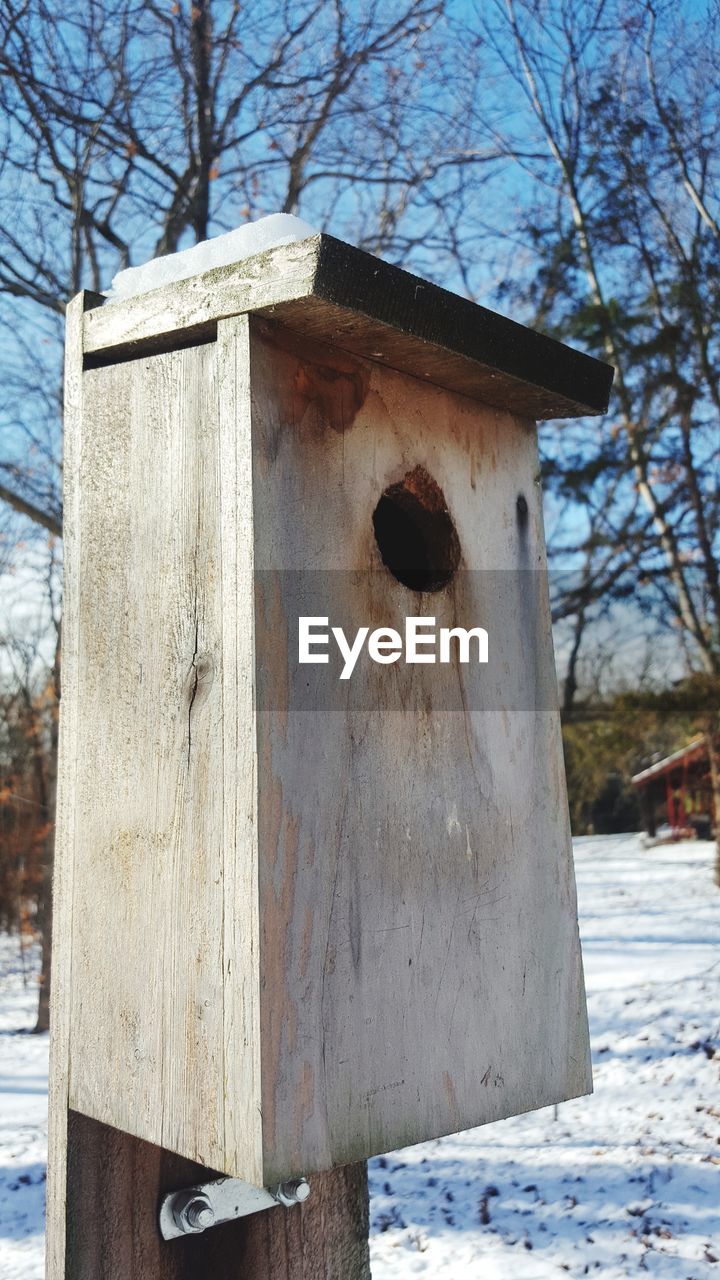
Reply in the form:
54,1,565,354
372,465,461,593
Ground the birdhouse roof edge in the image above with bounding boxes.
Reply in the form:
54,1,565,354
79,233,614,419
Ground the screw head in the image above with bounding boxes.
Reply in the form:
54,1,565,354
173,1191,216,1234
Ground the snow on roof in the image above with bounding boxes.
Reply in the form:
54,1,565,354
106,213,319,302
631,737,707,787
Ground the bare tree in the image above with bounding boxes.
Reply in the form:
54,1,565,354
0,0,470,530
455,0,720,865
1,0,480,1042
0,537,60,1027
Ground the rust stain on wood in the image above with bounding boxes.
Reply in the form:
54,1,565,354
293,359,370,434
255,320,371,435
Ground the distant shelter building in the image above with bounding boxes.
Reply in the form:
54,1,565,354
632,738,716,841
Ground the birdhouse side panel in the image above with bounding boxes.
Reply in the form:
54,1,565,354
65,332,262,1182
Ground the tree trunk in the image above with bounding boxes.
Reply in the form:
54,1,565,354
63,1111,371,1280
35,625,61,1032
33,850,53,1032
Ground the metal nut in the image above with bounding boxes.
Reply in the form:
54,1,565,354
274,1177,311,1208
172,1191,216,1234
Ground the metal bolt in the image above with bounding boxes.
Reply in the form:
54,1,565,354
172,1191,216,1235
274,1177,311,1208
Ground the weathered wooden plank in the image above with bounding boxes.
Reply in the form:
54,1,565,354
216,315,263,1184
82,235,613,419
304,233,612,416
82,238,319,360
46,292,87,1280
248,320,591,1182
256,295,588,420
68,341,222,1159
65,337,259,1180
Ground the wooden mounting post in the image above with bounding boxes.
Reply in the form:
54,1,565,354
63,1113,370,1280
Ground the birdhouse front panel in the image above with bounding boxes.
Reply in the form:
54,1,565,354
247,319,590,1181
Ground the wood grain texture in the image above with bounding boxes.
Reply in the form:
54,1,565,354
46,292,87,1280
65,1111,369,1280
65,336,260,1180
82,235,613,419
83,238,318,360
249,319,592,1182
216,315,262,1183
55,311,590,1198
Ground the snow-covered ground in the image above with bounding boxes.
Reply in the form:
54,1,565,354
369,836,720,1279
1,835,718,1278
0,935,46,1280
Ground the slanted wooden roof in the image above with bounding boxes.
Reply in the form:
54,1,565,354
80,234,614,420
631,738,707,787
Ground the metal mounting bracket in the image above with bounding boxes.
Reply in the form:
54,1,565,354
159,1174,310,1240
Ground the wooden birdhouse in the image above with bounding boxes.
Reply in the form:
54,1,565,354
48,234,612,1273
